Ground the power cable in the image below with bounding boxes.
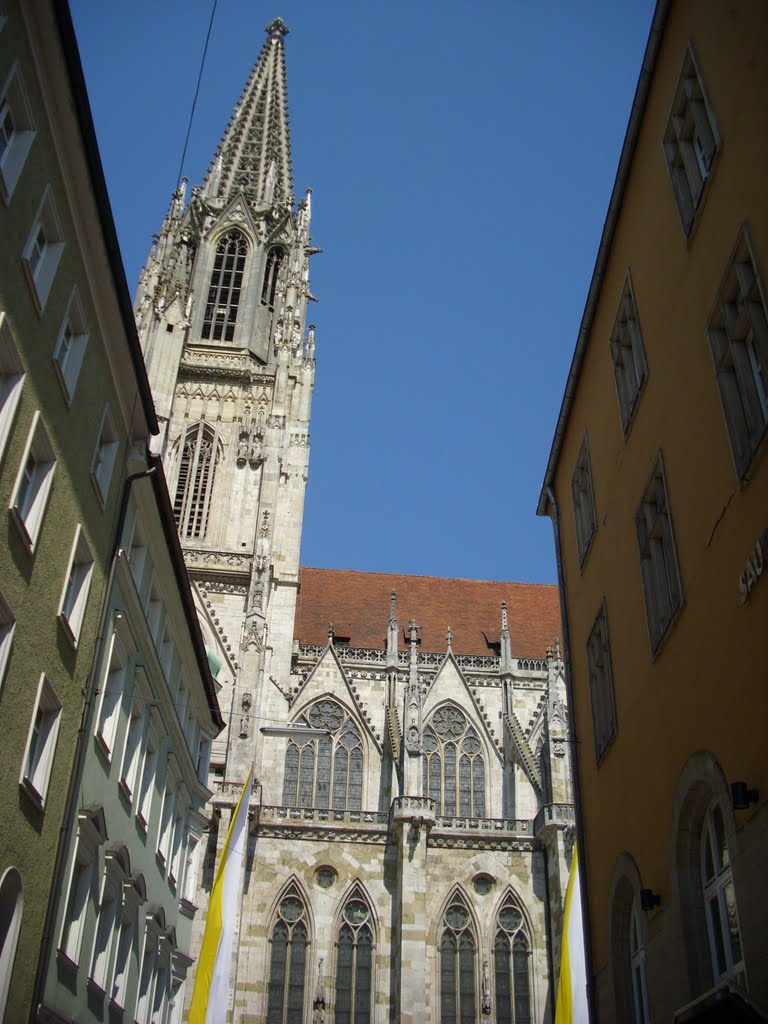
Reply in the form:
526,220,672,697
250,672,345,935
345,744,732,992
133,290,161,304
176,0,219,190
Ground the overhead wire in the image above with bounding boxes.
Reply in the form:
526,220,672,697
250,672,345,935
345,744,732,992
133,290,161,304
176,0,219,190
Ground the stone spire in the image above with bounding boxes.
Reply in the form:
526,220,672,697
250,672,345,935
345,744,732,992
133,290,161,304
203,18,293,209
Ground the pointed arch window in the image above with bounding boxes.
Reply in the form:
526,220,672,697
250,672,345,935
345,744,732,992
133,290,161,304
440,895,476,1024
282,699,363,810
700,800,744,987
202,229,248,342
493,896,531,1024
267,891,308,1024
423,706,485,817
336,891,373,1024
261,246,285,311
173,423,220,540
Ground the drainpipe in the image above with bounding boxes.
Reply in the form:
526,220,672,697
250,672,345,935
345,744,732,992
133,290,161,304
545,485,598,1024
32,461,158,1018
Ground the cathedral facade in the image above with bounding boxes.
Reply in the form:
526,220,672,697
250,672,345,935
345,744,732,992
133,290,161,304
134,20,575,1023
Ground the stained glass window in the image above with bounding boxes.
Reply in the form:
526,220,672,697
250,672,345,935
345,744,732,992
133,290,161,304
336,892,373,1024
423,706,485,817
493,896,531,1024
282,700,363,810
440,895,476,1024
173,422,220,540
267,892,308,1024
202,229,248,341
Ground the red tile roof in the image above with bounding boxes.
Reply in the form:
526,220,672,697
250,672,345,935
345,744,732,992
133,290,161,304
295,568,561,659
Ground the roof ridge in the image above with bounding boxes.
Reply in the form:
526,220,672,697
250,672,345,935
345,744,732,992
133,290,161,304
299,566,557,589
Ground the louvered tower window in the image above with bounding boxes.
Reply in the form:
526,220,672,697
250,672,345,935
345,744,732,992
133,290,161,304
261,246,285,310
282,699,363,810
336,892,373,1024
440,895,477,1024
202,229,248,341
493,897,532,1024
423,706,485,817
173,423,219,540
266,891,308,1024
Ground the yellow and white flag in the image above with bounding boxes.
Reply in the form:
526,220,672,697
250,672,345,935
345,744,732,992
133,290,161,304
555,843,590,1024
189,768,252,1024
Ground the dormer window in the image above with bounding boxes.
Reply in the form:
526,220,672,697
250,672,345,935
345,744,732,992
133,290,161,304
261,246,284,311
201,229,248,342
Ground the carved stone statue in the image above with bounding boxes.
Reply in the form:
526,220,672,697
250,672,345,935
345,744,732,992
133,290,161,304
482,960,491,1014
237,435,249,462
239,692,252,738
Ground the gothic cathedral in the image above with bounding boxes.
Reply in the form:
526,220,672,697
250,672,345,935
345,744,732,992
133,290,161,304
134,20,575,1024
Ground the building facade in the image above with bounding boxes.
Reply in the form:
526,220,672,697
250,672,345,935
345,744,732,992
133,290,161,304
135,19,577,1023
538,1,768,1021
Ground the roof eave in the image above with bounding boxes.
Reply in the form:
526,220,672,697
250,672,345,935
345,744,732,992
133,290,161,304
536,0,670,517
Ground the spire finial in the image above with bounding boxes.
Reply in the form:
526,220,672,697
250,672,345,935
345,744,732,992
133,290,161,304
446,626,453,653
501,600,509,635
265,18,289,39
389,591,397,628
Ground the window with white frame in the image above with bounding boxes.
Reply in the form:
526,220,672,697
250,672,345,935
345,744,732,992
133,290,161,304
53,290,88,402
157,779,177,866
58,807,106,967
586,601,617,762
181,827,202,907
159,626,175,681
635,454,683,654
91,406,118,506
707,227,768,479
110,874,145,1011
629,900,650,1024
663,46,719,237
120,681,147,801
196,734,211,785
135,921,159,1024
58,526,94,646
169,801,187,888
145,577,163,642
89,848,130,993
19,673,62,808
128,521,147,595
95,632,126,756
9,410,56,551
611,274,647,433
571,437,597,566
150,941,171,1024
0,63,35,203
0,588,14,689
137,725,159,831
22,187,64,312
0,312,25,466
701,800,745,988
0,867,23,1021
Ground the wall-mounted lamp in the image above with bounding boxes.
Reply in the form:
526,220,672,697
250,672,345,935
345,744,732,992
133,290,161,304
731,782,759,811
640,889,660,912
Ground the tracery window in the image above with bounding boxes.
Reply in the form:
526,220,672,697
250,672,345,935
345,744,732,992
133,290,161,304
336,891,373,1024
440,894,476,1024
266,891,308,1024
173,423,220,540
282,700,363,810
202,229,248,341
423,706,485,817
700,801,745,988
493,897,531,1024
261,246,285,311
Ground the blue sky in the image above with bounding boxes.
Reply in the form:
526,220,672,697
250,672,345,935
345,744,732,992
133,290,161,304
70,0,655,585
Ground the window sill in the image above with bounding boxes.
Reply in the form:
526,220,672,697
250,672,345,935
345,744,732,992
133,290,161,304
118,777,134,805
86,976,106,999
8,504,37,554
94,730,113,764
89,470,108,512
52,356,74,407
56,948,78,973
58,612,79,651
19,775,45,811
179,897,198,920
649,597,685,662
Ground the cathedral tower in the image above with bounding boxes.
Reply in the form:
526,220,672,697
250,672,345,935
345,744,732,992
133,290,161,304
135,18,316,783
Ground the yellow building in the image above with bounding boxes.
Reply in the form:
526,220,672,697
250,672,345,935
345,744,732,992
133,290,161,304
538,1,768,1021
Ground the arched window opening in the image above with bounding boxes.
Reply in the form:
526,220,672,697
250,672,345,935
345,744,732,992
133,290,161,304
493,897,531,1024
440,895,476,1024
423,706,485,817
261,247,285,311
267,891,308,1024
336,893,373,1024
282,700,363,811
173,423,220,540
700,801,745,987
202,229,248,342
0,868,23,1021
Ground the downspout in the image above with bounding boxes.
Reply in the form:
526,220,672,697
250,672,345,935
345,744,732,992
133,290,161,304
32,461,158,1018
545,485,598,1024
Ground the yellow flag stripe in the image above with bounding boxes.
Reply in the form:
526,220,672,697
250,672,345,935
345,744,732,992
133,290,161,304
555,843,579,1023
189,769,252,1024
